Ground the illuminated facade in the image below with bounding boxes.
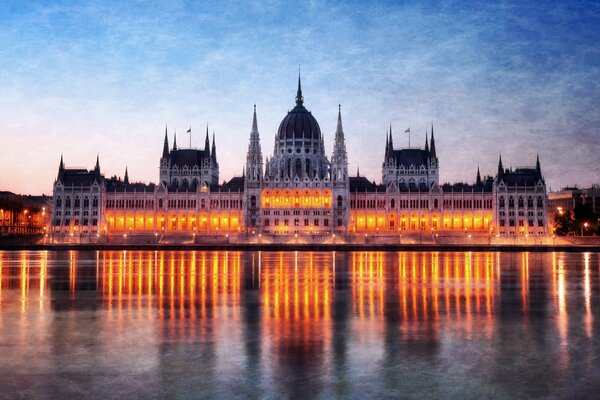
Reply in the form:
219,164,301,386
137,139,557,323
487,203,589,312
50,75,549,239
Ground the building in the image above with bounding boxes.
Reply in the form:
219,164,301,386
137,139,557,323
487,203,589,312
50,75,549,240
548,186,600,215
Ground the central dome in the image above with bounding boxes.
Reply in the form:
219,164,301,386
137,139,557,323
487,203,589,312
276,75,322,141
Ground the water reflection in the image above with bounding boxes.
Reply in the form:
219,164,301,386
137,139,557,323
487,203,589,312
0,250,599,398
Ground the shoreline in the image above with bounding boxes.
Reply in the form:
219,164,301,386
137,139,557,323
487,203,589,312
0,243,598,252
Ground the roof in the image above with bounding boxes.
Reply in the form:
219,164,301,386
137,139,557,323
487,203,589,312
349,177,386,192
277,105,322,141
441,179,494,193
169,149,209,168
209,176,245,192
106,178,156,193
390,148,430,168
59,169,102,186
500,168,540,187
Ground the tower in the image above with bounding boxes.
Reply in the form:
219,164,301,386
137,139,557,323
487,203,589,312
331,105,350,232
244,105,263,230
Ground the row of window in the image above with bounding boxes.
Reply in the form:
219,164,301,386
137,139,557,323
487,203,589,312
498,196,544,209
55,196,99,208
499,219,545,227
56,210,98,216
105,198,242,210
263,210,331,216
264,218,334,227
499,211,544,217
54,218,98,226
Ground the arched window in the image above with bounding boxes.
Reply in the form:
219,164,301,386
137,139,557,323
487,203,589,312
537,196,543,208
201,198,206,208
390,198,395,209
434,198,439,209
65,197,71,207
508,196,514,208
250,195,256,208
171,178,178,188
518,197,524,208
74,197,80,207
92,197,98,207
56,197,62,207
158,199,163,208
499,196,505,208
337,195,343,208
527,196,533,208
83,197,89,207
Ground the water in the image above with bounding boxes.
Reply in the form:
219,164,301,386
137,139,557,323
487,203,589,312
0,250,599,399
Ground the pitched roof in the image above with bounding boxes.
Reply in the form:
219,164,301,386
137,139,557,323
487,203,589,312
390,149,429,168
169,149,209,168
60,169,101,186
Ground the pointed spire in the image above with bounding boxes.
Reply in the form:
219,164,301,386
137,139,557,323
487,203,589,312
295,68,304,106
389,123,393,149
211,131,217,164
59,154,64,171
252,104,258,132
385,132,389,159
124,166,129,184
204,125,210,154
162,125,169,158
425,128,429,152
336,104,344,135
95,154,100,172
173,130,177,151
497,154,504,180
476,165,482,185
357,164,360,177
429,124,436,157
535,154,542,180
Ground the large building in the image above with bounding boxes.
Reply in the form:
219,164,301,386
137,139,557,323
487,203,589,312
50,75,549,240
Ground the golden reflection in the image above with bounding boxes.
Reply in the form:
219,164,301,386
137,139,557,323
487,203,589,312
584,253,592,338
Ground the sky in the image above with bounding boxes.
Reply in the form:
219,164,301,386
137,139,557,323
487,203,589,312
0,0,598,195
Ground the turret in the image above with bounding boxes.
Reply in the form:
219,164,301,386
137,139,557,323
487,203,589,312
246,105,263,182
535,154,543,181
162,125,169,158
429,124,436,158
173,131,177,151
331,104,348,182
124,166,129,184
476,166,482,185
204,126,210,155
497,154,504,181
57,154,65,181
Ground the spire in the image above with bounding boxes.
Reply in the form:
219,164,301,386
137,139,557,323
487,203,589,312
250,104,258,131
429,124,436,158
535,154,542,180
497,154,504,180
204,125,210,154
162,125,169,158
173,130,177,151
336,104,344,135
332,104,348,181
425,129,429,152
59,154,64,171
211,131,217,164
389,123,393,149
385,132,389,159
295,69,304,106
476,165,482,185
95,154,100,172
357,164,360,177
124,166,129,184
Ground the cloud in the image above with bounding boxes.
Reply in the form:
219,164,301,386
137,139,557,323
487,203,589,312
0,0,598,194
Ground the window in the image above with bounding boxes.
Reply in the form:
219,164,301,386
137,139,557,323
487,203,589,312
390,199,395,209
518,197,524,208
65,197,71,207
337,195,343,208
537,197,543,208
55,197,62,207
250,195,257,208
508,197,514,208
499,196,505,208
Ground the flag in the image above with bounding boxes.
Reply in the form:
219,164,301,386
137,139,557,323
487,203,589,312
404,127,410,133
187,127,192,133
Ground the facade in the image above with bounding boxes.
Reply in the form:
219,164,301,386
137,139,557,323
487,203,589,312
548,186,600,215
50,76,549,239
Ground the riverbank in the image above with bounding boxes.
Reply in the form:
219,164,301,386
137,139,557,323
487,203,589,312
0,242,598,252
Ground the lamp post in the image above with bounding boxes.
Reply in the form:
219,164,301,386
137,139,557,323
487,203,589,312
582,222,589,236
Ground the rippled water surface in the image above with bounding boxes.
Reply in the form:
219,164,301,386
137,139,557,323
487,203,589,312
0,250,599,399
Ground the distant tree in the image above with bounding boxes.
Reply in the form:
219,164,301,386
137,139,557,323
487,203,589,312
554,210,575,236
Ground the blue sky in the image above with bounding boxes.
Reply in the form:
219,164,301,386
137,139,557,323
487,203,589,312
0,0,598,194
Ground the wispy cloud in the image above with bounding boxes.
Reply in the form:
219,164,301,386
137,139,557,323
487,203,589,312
0,0,598,194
